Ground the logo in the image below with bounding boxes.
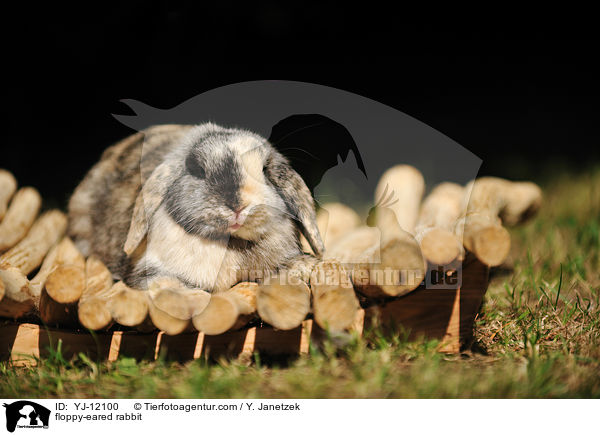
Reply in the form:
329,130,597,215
113,80,482,298
3,401,50,432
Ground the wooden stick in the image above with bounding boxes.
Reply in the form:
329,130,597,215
0,169,17,221
414,182,465,265
107,281,149,327
38,287,79,327
455,178,511,266
375,165,425,234
331,164,428,297
500,181,542,226
192,282,258,335
34,246,64,325
43,238,86,304
327,225,425,298
257,279,311,330
77,256,116,330
360,228,425,297
310,259,359,331
0,187,42,252
304,202,361,252
146,277,211,335
147,289,191,335
0,265,31,308
460,177,541,224
186,289,212,317
331,164,425,297
0,210,67,276
257,255,315,330
35,238,85,326
258,256,359,331
455,177,542,266
45,265,86,304
29,241,61,297
0,211,67,318
78,298,113,331
325,226,380,264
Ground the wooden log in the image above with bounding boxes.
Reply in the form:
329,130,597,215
38,287,79,327
0,211,67,318
0,251,492,364
418,228,463,266
309,259,359,331
0,169,17,221
45,267,85,304
78,298,113,331
500,181,542,226
327,223,426,298
186,289,212,317
362,228,425,297
333,164,426,297
374,165,425,234
455,214,510,267
34,238,83,326
461,177,541,226
0,265,32,318
147,289,190,335
107,281,149,327
303,202,361,252
454,177,542,266
29,241,61,297
414,182,465,265
325,226,380,264
257,255,316,331
0,187,42,252
257,279,311,330
80,256,115,302
417,182,464,229
77,256,116,330
456,178,512,266
43,238,86,304
0,210,67,276
146,277,211,335
193,282,258,335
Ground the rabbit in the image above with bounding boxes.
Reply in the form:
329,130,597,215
68,123,324,292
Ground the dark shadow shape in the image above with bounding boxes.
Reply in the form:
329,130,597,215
0,322,20,361
158,332,200,362
38,327,112,360
202,329,249,362
119,331,160,360
458,254,489,349
364,287,459,343
253,325,302,366
268,114,367,194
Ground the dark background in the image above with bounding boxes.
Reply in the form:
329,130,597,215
3,4,599,208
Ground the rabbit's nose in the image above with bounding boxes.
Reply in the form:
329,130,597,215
233,205,248,217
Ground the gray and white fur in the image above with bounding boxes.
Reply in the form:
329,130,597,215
68,123,324,292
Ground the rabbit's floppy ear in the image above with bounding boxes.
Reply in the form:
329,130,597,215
124,162,173,256
265,151,325,256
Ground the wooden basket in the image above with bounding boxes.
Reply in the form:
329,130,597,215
0,256,488,366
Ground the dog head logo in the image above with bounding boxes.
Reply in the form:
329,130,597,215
3,401,50,432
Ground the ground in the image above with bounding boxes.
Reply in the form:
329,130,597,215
1,167,599,398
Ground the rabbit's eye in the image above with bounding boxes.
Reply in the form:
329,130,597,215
186,154,206,179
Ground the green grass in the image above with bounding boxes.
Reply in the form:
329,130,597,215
1,168,599,398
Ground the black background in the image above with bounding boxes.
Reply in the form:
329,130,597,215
3,4,599,208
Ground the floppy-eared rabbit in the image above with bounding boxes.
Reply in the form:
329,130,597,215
68,123,324,292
